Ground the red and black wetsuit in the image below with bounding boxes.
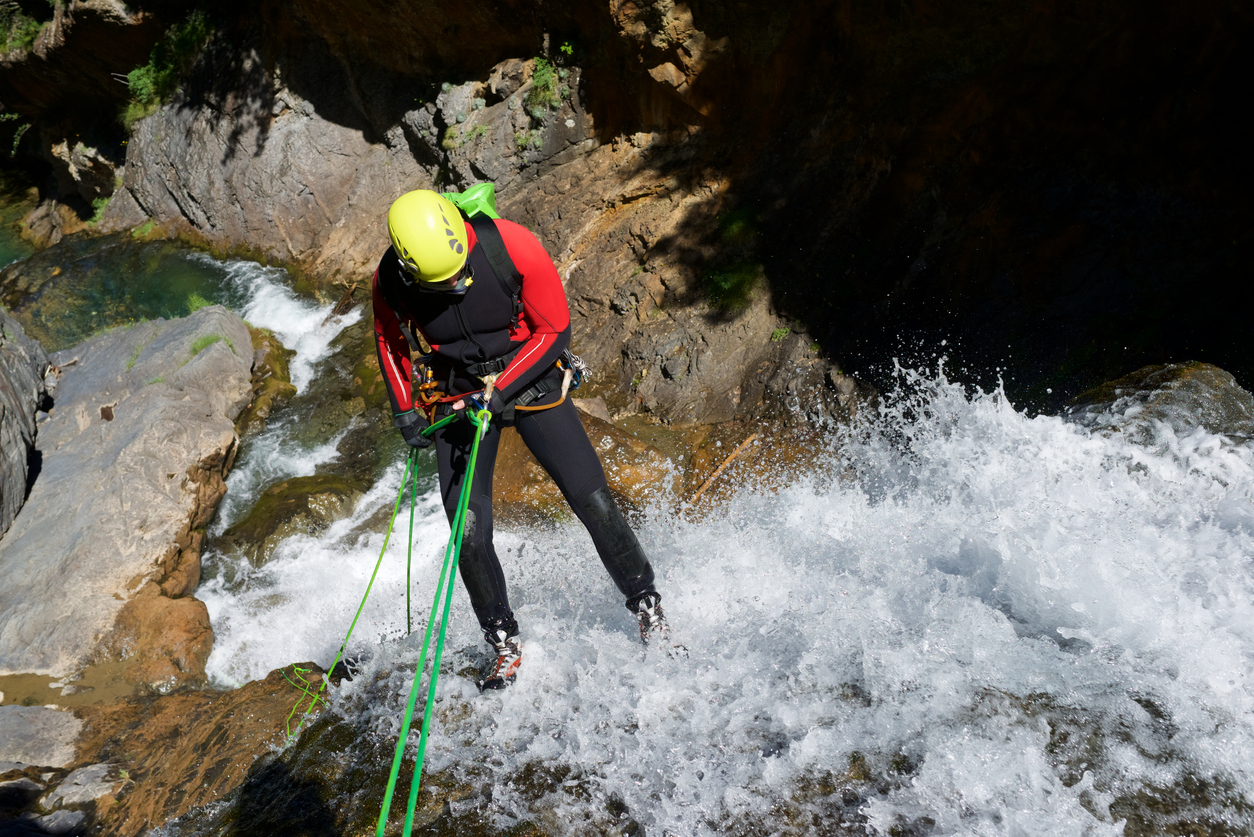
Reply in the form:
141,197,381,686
373,218,656,635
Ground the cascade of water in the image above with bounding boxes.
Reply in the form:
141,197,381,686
191,254,361,532
195,366,1254,835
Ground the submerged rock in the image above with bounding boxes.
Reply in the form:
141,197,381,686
216,474,368,567
0,306,252,694
45,664,311,837
0,308,49,540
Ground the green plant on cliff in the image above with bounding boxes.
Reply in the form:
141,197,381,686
88,195,111,226
526,57,561,112
123,9,214,129
702,261,761,311
1,3,45,55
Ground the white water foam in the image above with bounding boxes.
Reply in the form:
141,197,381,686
194,252,360,392
202,369,1254,834
190,253,359,531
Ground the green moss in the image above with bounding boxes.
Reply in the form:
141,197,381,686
770,327,790,342
702,260,761,310
132,219,156,238
191,333,234,356
718,207,759,244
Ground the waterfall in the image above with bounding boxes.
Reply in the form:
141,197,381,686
195,364,1254,834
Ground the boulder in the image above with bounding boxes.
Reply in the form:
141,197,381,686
0,306,252,693
0,308,48,540
1066,362,1254,443
41,762,124,809
0,705,82,769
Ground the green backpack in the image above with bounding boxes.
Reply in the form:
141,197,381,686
441,182,500,220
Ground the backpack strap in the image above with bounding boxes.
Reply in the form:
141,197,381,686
467,215,524,330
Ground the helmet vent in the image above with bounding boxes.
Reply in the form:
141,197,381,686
440,210,465,255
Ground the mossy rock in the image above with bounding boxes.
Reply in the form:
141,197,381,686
217,474,368,566
236,326,298,436
1066,361,1254,441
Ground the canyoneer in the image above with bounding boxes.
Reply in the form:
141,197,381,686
372,188,675,689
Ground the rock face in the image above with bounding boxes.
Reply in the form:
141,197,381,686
0,306,252,691
8,0,1254,415
0,308,48,540
99,34,858,425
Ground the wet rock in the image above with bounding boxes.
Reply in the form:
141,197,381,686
493,410,675,525
15,200,88,248
235,325,297,437
96,588,214,695
0,308,49,539
216,474,367,566
1066,362,1254,443
0,306,252,692
42,762,122,808
0,706,82,769
0,775,44,814
73,664,323,837
30,809,86,834
573,396,612,422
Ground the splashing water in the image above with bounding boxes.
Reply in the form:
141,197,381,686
199,368,1254,835
193,253,357,393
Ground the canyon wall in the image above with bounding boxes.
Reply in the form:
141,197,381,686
4,0,1252,416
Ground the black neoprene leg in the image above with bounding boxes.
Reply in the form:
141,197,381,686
434,415,513,630
514,400,657,602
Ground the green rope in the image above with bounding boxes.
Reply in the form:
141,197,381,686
289,447,417,738
376,408,492,837
281,665,324,737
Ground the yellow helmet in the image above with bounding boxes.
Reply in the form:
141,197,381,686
387,190,470,285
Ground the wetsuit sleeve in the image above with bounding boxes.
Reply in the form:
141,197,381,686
492,220,571,403
373,265,414,415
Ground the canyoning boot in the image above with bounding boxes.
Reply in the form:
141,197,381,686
479,622,522,691
628,592,684,656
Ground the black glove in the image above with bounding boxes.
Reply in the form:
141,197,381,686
393,409,432,448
